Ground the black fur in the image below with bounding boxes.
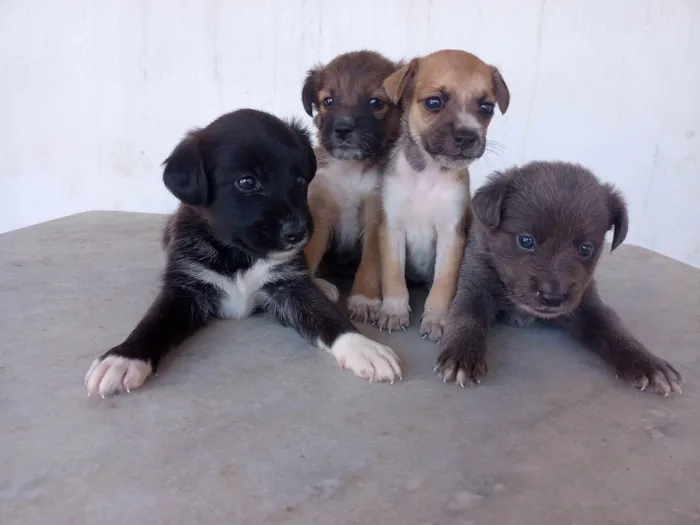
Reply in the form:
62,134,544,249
85,109,400,396
436,161,683,396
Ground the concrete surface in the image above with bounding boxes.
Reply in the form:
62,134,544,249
1,211,699,525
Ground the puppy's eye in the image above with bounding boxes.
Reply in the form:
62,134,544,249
322,97,333,107
368,98,384,110
235,176,258,192
479,102,495,116
424,96,445,112
578,243,594,258
296,176,307,186
517,234,535,250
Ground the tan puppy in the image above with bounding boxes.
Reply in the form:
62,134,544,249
377,49,510,340
301,50,402,321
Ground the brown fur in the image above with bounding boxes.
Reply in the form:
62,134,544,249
376,49,509,340
383,49,509,168
436,161,683,396
301,50,403,321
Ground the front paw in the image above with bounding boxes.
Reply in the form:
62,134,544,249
419,310,445,341
616,355,683,396
435,342,488,387
85,351,153,398
313,277,340,303
329,333,402,383
377,297,411,333
347,295,381,323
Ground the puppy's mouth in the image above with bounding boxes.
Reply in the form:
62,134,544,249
327,144,370,161
516,304,568,319
281,235,310,251
424,141,486,168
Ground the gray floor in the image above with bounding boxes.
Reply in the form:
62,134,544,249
1,211,699,525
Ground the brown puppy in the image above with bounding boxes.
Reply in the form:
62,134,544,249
301,50,403,321
377,49,509,340
437,161,683,396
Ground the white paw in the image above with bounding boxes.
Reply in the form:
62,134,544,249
347,295,381,323
313,277,340,303
327,333,402,383
419,310,446,341
85,355,153,397
377,296,411,333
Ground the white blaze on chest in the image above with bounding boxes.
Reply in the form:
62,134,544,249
313,158,379,249
382,153,468,276
188,254,292,319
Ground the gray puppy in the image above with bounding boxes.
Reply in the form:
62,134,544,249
436,161,683,396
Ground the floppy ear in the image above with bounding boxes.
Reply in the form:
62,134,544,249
491,67,510,114
162,131,210,207
603,183,629,251
383,58,419,105
301,66,322,117
472,171,511,230
288,118,317,177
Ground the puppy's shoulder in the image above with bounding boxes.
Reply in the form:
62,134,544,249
457,228,501,292
163,204,211,244
314,146,331,171
454,166,471,191
161,205,249,275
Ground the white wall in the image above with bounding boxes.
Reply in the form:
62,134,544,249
1,0,699,268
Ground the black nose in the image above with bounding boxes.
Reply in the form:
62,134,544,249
453,129,479,149
333,118,355,140
281,220,307,245
537,282,566,307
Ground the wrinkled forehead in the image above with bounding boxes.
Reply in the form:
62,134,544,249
216,139,303,178
413,58,495,103
502,191,610,243
320,67,390,101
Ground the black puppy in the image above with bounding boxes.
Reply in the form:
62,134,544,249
436,161,683,396
85,109,401,397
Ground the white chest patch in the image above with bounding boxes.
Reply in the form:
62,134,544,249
382,153,468,278
186,253,294,319
312,158,379,250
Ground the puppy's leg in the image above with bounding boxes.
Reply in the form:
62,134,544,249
263,278,402,382
556,284,683,396
377,221,410,332
304,190,339,302
313,277,340,303
435,284,495,386
84,285,213,397
348,196,382,323
420,231,466,341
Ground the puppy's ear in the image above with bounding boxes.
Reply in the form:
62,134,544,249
301,66,322,117
472,171,511,230
288,118,317,177
603,183,629,251
383,58,419,105
491,67,510,114
162,131,210,207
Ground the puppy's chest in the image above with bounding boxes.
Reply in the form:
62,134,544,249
383,160,467,233
189,258,289,318
501,310,538,328
316,161,379,247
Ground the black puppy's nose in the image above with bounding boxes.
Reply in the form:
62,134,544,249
333,118,355,140
537,282,566,307
453,128,479,149
281,220,307,245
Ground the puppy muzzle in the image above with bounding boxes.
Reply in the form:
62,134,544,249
425,127,486,167
280,217,310,249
